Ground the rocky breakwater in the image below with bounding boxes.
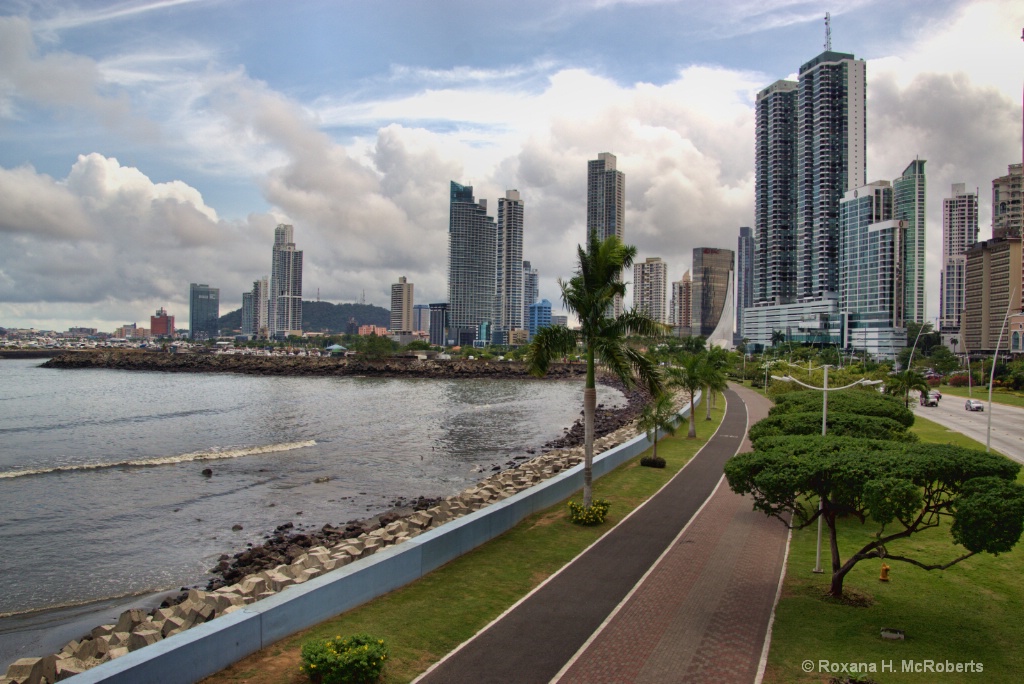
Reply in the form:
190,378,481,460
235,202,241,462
0,418,645,684
41,350,588,380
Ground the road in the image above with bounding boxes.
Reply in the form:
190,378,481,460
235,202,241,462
914,393,1024,463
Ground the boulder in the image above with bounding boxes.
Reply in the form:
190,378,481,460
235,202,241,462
127,629,162,652
54,656,89,681
107,647,130,660
5,656,54,684
114,608,148,634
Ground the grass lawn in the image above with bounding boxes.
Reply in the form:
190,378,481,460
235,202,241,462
763,416,1024,683
935,384,1024,409
201,402,726,684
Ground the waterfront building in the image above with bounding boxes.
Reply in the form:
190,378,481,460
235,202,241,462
736,226,753,338
413,304,430,333
269,224,303,339
692,248,735,347
522,261,539,326
962,237,1022,354
448,182,497,346
428,303,448,347
390,276,414,333
551,315,568,328
669,272,693,337
633,257,668,323
587,152,626,317
495,190,525,344
744,49,866,350
150,307,174,337
940,184,979,335
893,159,927,324
241,277,269,338
528,299,552,339
838,180,906,360
189,283,220,340
992,163,1022,239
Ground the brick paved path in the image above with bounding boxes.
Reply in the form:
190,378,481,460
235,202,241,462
417,385,788,684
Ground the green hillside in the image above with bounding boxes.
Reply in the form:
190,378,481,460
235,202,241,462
217,301,390,334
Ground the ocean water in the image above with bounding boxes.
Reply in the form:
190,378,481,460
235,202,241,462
0,359,622,617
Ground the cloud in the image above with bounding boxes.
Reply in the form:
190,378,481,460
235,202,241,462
0,15,133,126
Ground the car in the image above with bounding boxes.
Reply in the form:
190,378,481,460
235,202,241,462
920,390,940,407
965,399,984,412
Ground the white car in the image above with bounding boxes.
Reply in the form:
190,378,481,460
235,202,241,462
965,399,984,412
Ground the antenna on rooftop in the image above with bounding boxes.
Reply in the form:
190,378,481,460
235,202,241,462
824,12,832,51
360,290,365,305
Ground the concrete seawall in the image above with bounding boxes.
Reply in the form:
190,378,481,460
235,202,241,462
49,397,697,684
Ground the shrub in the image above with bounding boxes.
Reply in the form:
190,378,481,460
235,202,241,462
947,373,969,387
927,376,941,386
771,389,913,427
749,411,917,444
640,455,666,468
300,634,388,684
567,498,611,525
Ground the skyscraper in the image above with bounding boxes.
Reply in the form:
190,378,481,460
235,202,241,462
242,276,268,337
962,238,1022,353
390,276,414,333
940,184,978,334
992,163,1023,239
188,283,219,340
269,224,303,339
632,257,668,323
527,299,552,339
839,181,906,359
412,304,430,333
736,226,754,337
448,182,497,346
495,190,525,342
692,248,735,346
522,260,539,325
745,49,866,350
587,152,626,317
428,303,448,347
670,271,692,337
893,159,926,324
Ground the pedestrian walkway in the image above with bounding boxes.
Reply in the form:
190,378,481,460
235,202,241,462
416,384,789,684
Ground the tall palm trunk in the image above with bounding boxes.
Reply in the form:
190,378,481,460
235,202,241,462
688,392,696,438
705,385,712,420
583,349,596,508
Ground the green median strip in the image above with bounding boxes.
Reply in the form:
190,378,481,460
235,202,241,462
202,402,726,684
763,414,1024,683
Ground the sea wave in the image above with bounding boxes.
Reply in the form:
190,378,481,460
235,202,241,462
0,440,317,480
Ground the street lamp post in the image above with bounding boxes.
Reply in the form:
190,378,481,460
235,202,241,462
987,285,1019,452
772,368,884,573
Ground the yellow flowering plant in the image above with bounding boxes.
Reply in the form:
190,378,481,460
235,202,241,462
567,498,611,525
299,633,389,684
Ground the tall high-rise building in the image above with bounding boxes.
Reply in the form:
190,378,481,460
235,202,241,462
745,49,866,350
839,181,906,359
587,152,626,317
412,304,430,333
269,224,303,339
692,248,735,347
670,271,692,337
632,257,668,323
736,226,754,337
940,184,979,334
893,159,926,324
962,238,1022,353
495,190,525,342
242,276,268,337
992,163,1023,239
188,283,219,340
428,303,448,347
390,276,414,333
753,80,798,307
448,182,497,346
150,307,174,337
522,261,539,326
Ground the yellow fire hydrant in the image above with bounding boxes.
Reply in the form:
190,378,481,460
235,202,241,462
879,563,891,582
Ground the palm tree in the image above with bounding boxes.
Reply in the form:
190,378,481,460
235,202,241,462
885,368,930,408
770,329,786,350
526,231,665,508
666,352,705,438
701,345,729,419
636,392,678,464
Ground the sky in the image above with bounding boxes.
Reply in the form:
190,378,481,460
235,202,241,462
0,0,1022,332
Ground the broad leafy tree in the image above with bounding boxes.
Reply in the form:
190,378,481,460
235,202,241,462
725,436,1024,597
527,231,665,508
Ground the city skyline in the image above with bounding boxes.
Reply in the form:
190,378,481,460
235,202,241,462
1,1,1022,331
